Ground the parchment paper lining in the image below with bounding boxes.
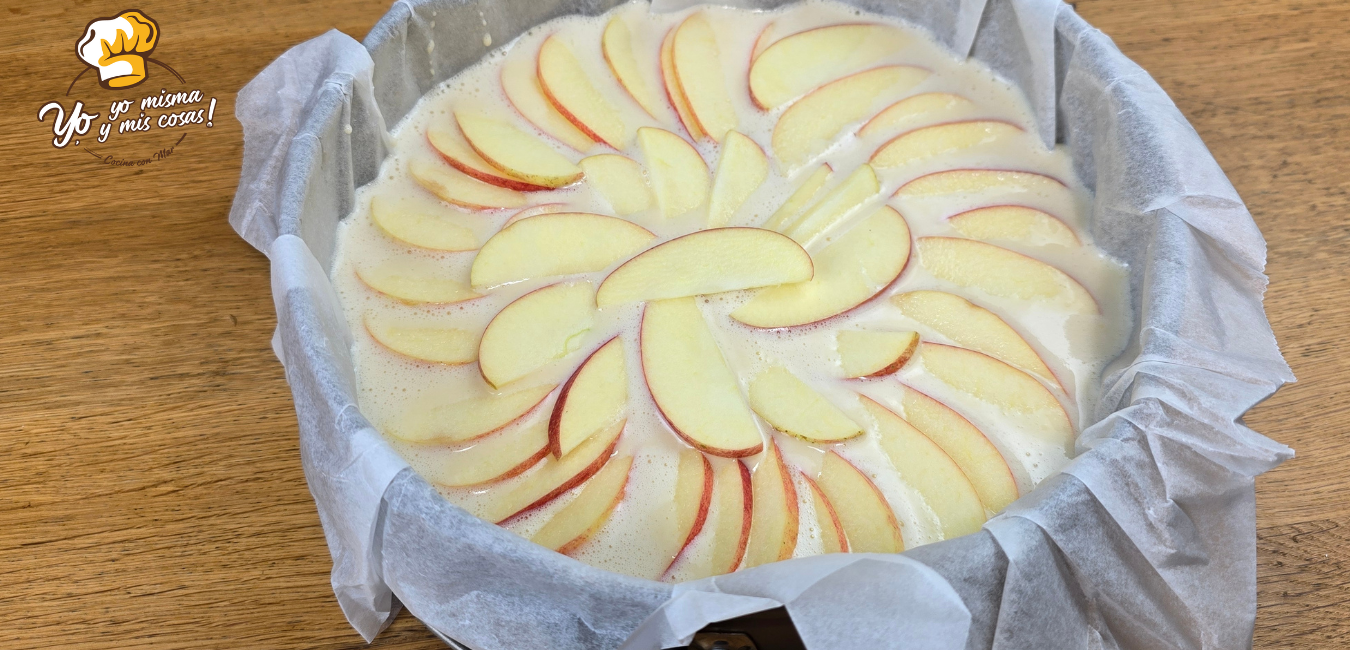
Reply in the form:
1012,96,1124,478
229,1,1294,647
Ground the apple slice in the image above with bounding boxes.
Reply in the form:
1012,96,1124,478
660,27,705,141
579,154,654,215
780,164,880,246
835,330,919,378
478,282,597,388
531,454,633,554
597,228,813,307
456,111,583,188
871,120,1025,168
816,451,903,553
418,417,550,488
550,337,627,458
761,163,832,232
801,474,848,554
707,131,769,227
748,366,862,442
660,449,715,574
637,127,710,219
750,22,776,63
503,202,567,226
673,13,738,142
501,52,595,152
537,35,628,149
426,124,554,192
857,92,974,139
482,417,625,523
369,195,479,252
641,298,763,458
391,382,556,444
773,65,928,169
893,169,1068,202
356,260,480,305
948,205,1080,247
364,313,476,365
733,206,910,328
745,438,799,567
899,385,1018,513
470,213,655,289
916,343,1074,451
859,396,985,538
690,459,753,578
409,158,527,210
749,23,908,110
602,15,665,119
916,237,1098,314
891,290,1058,388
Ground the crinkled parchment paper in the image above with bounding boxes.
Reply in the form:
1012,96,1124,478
228,0,1295,647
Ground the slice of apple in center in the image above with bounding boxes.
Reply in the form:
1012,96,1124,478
748,365,862,442
733,206,911,328
549,337,627,458
597,227,813,307
641,297,763,458
470,213,655,290
478,281,597,388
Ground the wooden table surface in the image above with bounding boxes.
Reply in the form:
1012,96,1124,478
0,0,1344,648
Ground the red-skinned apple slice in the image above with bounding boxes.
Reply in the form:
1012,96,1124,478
537,35,629,149
364,313,476,365
501,51,596,152
708,131,769,227
780,164,880,246
871,120,1025,168
641,298,763,458
686,459,752,578
660,449,715,575
762,163,832,232
801,473,848,554
410,158,527,210
597,227,812,307
427,125,553,192
579,154,654,216
773,65,928,169
531,454,633,554
893,169,1068,201
637,127,710,219
418,417,550,488
857,92,974,139
947,205,1080,247
470,213,655,290
898,385,1018,513
749,23,908,110
356,260,481,305
748,366,862,442
482,418,625,523
916,343,1074,451
673,12,738,142
478,281,597,388
370,195,479,252
456,111,583,188
891,290,1059,388
835,330,919,378
391,382,556,444
660,27,705,141
549,337,627,458
916,237,1098,314
602,15,665,120
816,450,903,553
859,396,986,538
733,206,910,328
745,438,799,567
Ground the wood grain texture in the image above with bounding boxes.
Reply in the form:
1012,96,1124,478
0,0,1340,648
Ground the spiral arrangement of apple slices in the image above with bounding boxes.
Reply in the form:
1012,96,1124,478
350,5,1114,581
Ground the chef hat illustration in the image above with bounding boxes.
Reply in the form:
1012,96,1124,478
77,11,159,89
